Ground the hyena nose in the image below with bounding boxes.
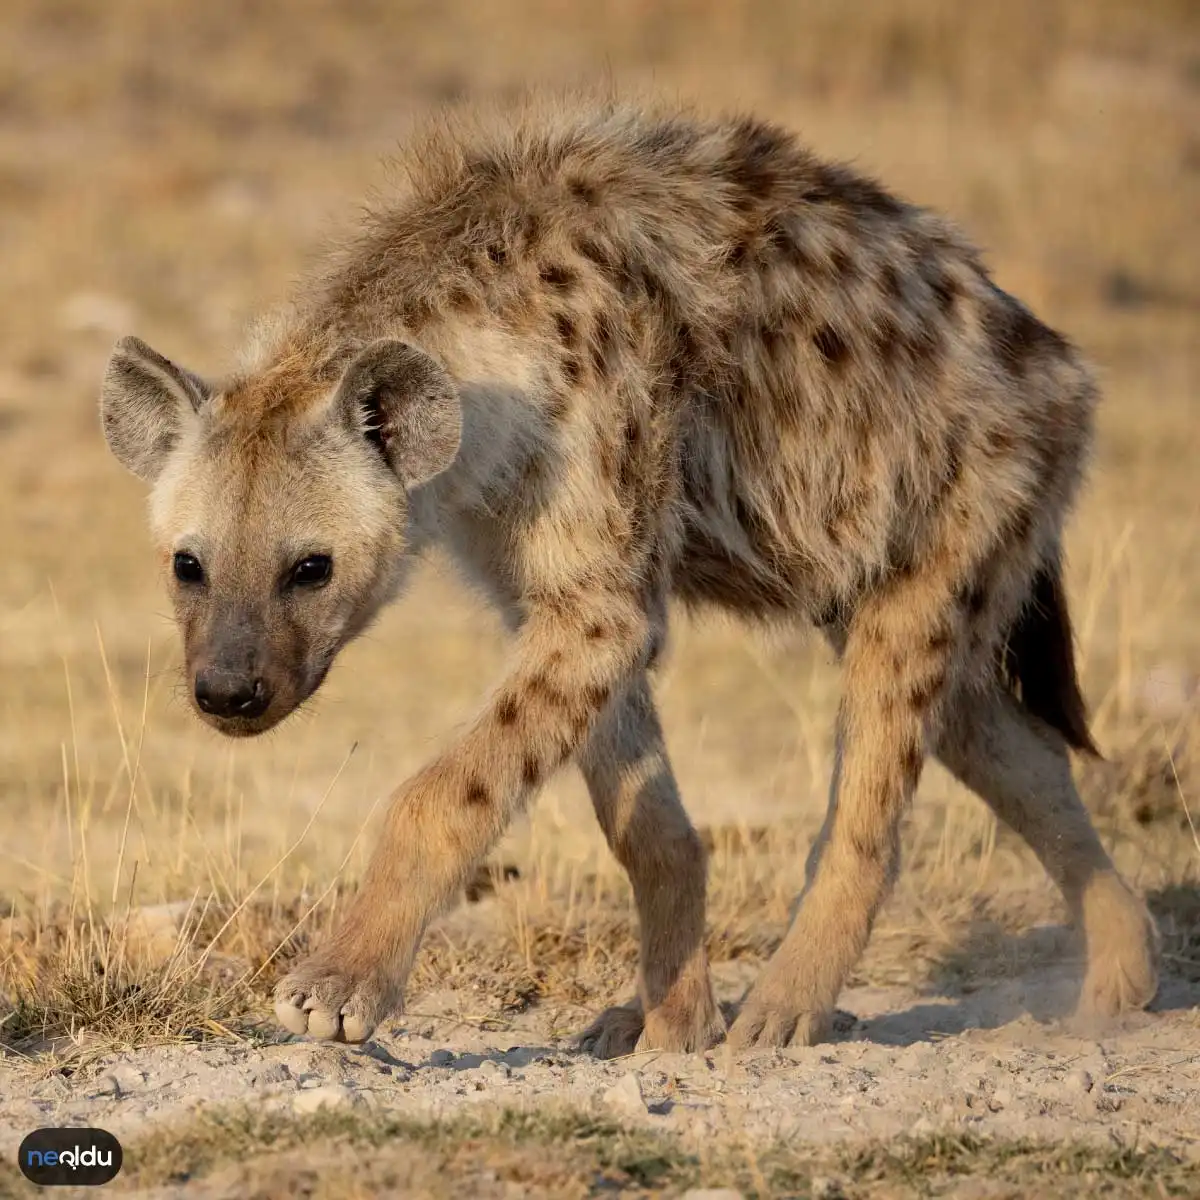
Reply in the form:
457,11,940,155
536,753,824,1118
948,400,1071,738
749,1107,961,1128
194,672,270,719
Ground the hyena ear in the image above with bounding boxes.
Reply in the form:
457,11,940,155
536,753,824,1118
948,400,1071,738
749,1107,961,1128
333,339,462,489
100,336,209,483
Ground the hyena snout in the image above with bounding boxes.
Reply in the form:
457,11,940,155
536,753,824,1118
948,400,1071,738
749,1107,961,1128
194,668,270,720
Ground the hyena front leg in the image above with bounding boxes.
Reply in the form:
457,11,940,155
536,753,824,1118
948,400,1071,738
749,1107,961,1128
727,577,957,1050
576,671,724,1058
274,588,652,1043
936,685,1159,1017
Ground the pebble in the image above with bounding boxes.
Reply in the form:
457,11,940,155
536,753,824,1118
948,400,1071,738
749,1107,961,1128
601,1072,647,1117
293,1084,358,1114
477,1059,511,1080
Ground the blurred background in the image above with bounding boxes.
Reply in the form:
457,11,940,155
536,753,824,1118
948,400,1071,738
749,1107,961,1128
0,0,1196,938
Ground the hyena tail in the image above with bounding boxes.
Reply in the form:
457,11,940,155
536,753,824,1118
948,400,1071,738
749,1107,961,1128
1003,554,1100,757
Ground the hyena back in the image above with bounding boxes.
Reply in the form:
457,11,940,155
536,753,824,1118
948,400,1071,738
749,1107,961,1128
100,95,1158,1053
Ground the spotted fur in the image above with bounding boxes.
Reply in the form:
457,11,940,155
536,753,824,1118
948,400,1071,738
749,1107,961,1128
100,93,1158,1052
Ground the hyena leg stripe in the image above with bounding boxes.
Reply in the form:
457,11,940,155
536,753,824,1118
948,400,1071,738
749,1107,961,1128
321,592,653,980
576,672,722,1054
936,683,1158,1014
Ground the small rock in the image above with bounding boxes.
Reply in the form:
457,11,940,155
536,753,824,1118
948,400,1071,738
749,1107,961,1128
292,1084,358,1114
477,1059,511,1080
990,1088,1012,1110
1065,1068,1094,1094
91,1075,121,1098
429,1049,456,1068
682,1190,745,1200
601,1071,647,1117
112,1065,147,1091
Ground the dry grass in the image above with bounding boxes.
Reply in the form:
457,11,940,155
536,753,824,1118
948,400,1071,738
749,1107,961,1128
0,1103,1193,1198
0,0,1198,1176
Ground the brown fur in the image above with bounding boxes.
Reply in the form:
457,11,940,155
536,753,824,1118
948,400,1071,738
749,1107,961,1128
100,92,1158,1052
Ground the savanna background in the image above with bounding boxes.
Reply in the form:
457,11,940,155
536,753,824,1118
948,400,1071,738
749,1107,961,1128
1,1,1198,1196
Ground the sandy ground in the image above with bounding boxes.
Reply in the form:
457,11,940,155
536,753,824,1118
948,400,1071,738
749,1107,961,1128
5,905,1200,1177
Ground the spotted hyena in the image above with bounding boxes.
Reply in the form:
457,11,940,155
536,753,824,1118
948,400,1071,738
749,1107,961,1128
99,95,1158,1053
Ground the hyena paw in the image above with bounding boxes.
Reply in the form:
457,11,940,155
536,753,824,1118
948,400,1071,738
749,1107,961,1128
577,1002,645,1060
726,990,832,1051
274,953,400,1044
578,988,726,1059
1078,889,1160,1019
638,993,726,1054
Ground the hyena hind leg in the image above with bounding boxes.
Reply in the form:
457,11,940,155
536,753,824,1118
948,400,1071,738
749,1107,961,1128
727,578,957,1051
575,672,725,1058
936,684,1159,1017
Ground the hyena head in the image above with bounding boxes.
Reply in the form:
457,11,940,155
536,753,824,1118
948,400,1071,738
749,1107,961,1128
99,335,462,736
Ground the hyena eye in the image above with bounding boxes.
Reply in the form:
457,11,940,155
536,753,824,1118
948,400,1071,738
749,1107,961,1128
288,554,333,588
173,552,205,584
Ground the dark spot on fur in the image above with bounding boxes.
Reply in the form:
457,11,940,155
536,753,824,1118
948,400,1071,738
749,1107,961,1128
928,271,960,317
900,738,925,783
722,117,788,208
577,237,610,271
927,624,954,654
830,245,858,282
728,237,752,268
586,622,606,640
598,434,619,482
812,324,850,370
771,227,815,274
880,263,905,303
984,291,1067,377
521,211,543,247
545,390,570,422
807,163,906,218
760,321,788,360
539,263,576,291
592,311,618,378
555,312,579,347
569,177,600,206
496,694,520,726
957,578,989,616
848,827,879,861
521,754,541,787
562,355,583,386
486,243,508,267
526,672,562,708
465,777,491,807
985,426,1017,457
448,286,475,311
1008,504,1035,543
585,683,611,711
